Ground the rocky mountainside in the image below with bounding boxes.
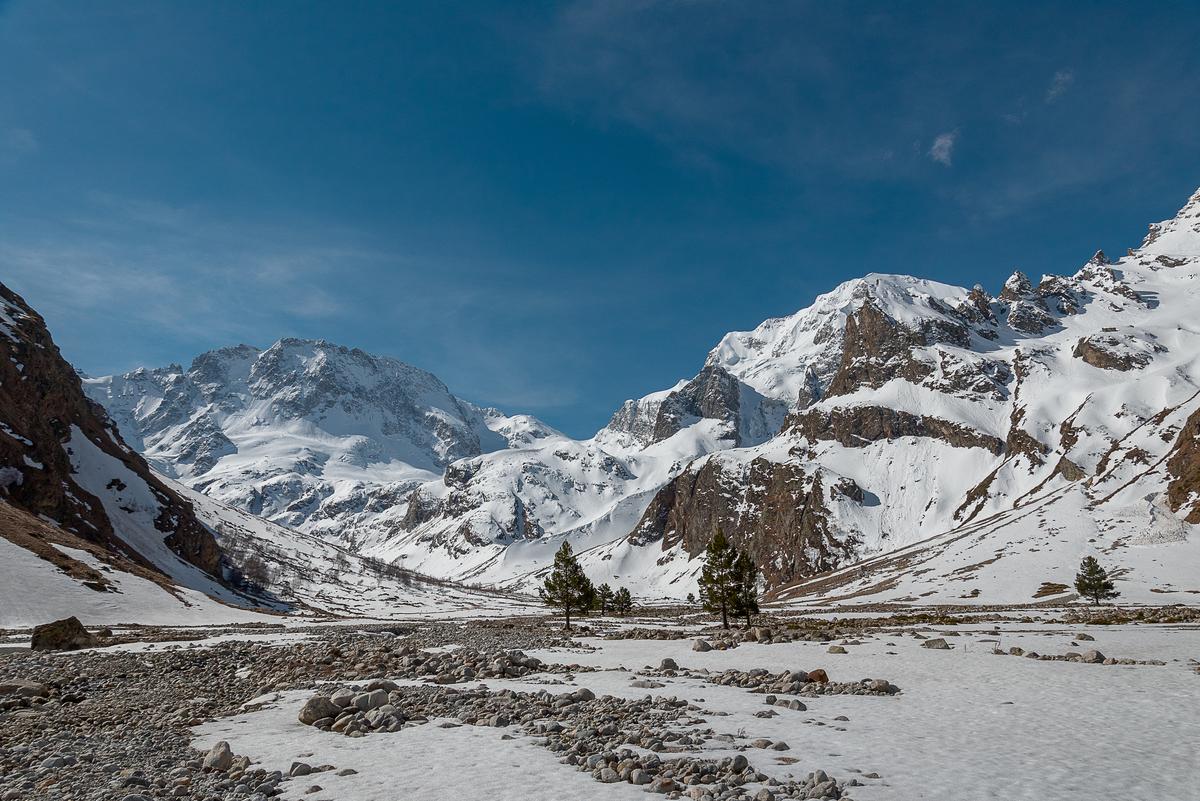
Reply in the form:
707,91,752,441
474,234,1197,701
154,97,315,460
374,187,1200,603
0,285,531,626
86,187,1200,605
0,282,244,612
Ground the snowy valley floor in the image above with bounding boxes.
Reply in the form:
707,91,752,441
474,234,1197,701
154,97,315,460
2,609,1198,801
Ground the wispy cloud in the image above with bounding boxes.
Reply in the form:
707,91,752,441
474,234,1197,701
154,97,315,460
928,131,958,166
1045,69,1074,103
0,193,384,344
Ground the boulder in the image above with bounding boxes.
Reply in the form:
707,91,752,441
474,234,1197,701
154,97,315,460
31,617,97,651
1081,649,1106,664
0,680,51,698
921,638,951,650
660,658,679,671
692,639,713,652
202,741,233,772
298,696,342,725
807,668,830,684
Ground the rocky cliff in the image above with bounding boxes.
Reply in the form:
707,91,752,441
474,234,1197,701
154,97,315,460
0,283,223,580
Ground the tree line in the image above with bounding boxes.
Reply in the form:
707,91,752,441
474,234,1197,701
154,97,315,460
539,526,759,630
538,542,633,629
540,533,1122,629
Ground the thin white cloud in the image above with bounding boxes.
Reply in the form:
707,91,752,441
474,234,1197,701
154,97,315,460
928,130,957,166
1046,69,1074,103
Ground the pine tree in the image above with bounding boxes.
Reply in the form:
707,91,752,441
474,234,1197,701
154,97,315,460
686,592,696,605
1074,556,1120,605
539,542,593,629
730,549,759,627
613,586,633,616
697,527,738,629
596,583,614,615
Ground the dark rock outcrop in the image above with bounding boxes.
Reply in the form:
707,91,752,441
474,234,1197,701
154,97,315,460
606,365,785,447
1072,334,1155,371
629,457,860,587
1166,405,1200,523
30,616,98,651
0,283,223,578
825,303,935,397
784,406,1006,454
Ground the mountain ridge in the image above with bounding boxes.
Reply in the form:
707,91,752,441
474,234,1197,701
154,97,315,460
82,186,1200,605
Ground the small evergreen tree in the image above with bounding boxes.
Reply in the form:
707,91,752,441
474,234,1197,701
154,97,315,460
697,527,738,629
579,576,597,615
1074,556,1120,605
613,586,633,616
539,542,593,629
596,583,614,615
686,592,696,605
730,549,759,627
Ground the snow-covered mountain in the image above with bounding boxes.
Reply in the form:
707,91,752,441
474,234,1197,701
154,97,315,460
0,288,530,627
86,187,1200,606
0,281,265,625
83,340,564,539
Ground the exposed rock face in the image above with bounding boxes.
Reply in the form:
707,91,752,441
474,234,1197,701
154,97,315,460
1166,406,1200,523
0,283,223,578
605,365,786,448
825,303,935,397
784,406,1005,455
1072,333,1160,371
630,457,860,587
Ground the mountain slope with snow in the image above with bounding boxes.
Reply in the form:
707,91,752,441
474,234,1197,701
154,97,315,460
84,187,1200,606
83,340,563,541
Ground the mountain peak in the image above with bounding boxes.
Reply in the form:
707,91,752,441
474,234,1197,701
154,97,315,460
1138,185,1200,257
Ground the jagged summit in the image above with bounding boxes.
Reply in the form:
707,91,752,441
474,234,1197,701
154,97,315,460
84,337,559,534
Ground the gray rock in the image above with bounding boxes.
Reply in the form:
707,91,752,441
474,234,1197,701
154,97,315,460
692,639,713,652
298,696,342,725
202,741,233,771
660,658,679,671
922,638,951,650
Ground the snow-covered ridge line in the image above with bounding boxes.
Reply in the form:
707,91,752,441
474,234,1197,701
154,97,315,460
84,186,1200,606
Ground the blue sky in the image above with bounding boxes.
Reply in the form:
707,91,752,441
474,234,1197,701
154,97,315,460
2,1,1199,437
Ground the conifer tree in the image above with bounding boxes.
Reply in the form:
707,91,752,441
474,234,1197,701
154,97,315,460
596,583,614,615
731,549,760,627
1074,556,1120,605
539,542,593,629
697,527,738,629
613,586,633,616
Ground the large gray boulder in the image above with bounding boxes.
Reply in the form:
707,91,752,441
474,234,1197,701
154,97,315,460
298,695,342,725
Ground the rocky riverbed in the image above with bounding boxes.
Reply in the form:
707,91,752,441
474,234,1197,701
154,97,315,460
3,611,1197,801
